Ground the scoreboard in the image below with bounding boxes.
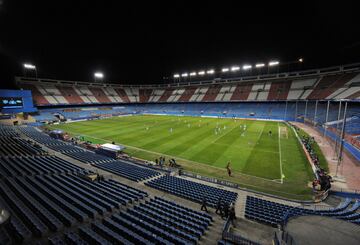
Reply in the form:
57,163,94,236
0,90,36,113
0,97,24,109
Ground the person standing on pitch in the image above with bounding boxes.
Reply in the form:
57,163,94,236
226,161,232,177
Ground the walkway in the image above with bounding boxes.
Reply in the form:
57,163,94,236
293,122,360,191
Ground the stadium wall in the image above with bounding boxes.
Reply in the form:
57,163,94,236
317,127,360,162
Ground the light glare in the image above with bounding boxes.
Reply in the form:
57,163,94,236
268,61,280,66
94,72,104,78
242,65,252,70
24,64,36,69
231,66,240,71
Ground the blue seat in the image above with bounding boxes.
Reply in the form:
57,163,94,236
78,226,111,245
145,176,238,207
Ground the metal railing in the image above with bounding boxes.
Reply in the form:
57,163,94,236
273,231,296,245
221,217,261,245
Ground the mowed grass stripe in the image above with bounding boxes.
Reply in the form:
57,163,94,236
49,115,311,183
179,119,247,165
162,121,232,157
138,117,209,150
241,122,281,179
214,121,264,170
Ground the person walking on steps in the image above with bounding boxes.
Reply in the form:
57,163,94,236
201,196,208,213
215,198,223,215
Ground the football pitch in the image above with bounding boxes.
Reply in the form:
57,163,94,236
49,115,315,199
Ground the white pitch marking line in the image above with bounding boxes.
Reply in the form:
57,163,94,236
278,122,284,184
210,124,236,144
56,128,283,183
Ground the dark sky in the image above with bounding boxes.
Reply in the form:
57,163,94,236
0,0,359,88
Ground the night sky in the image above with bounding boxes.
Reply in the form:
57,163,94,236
0,1,359,88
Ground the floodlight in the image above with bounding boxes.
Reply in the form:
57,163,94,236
173,74,180,78
94,72,104,78
181,73,188,77
231,66,240,72
242,65,252,70
24,64,36,70
198,71,205,75
298,58,303,63
268,61,279,66
190,72,197,76
222,68,229,72
255,63,265,68
206,69,215,74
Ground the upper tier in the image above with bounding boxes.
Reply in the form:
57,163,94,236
16,64,360,106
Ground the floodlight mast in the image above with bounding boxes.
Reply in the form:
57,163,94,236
23,63,37,77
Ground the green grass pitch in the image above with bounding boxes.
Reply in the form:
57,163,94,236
49,115,316,199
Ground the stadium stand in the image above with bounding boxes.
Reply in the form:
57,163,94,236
145,175,238,207
202,85,221,102
307,73,358,100
0,137,46,156
158,88,174,102
19,126,162,181
16,67,360,106
245,196,360,227
0,156,89,177
267,81,291,100
230,83,253,100
0,125,156,243
20,84,50,106
139,89,153,103
178,87,196,102
0,124,215,244
2,63,360,244
94,161,162,182
88,87,112,103
56,86,85,104
113,88,130,102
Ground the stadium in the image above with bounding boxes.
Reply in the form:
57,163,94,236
1,2,360,245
